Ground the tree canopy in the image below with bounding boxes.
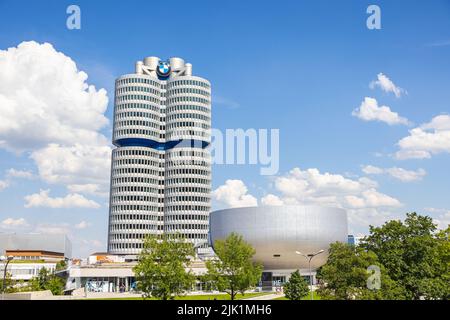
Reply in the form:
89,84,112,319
133,234,196,300
206,232,263,300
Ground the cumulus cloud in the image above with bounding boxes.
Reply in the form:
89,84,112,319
6,168,34,179
362,165,426,182
352,97,410,125
0,41,112,191
212,179,258,208
395,115,450,159
214,167,402,228
0,217,28,228
261,194,284,206
67,183,108,197
370,73,405,98
31,143,111,186
24,189,101,209
260,167,401,228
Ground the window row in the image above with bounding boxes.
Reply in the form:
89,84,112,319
117,94,160,104
112,176,164,185
110,224,162,231
111,195,160,203
110,213,160,222
114,158,161,167
169,87,210,97
114,148,163,158
112,167,164,177
164,186,210,195
167,112,210,122
114,128,159,138
168,79,210,89
116,86,160,96
167,104,210,114
165,195,210,203
165,204,210,212
167,121,210,130
116,102,160,113
165,214,209,222
115,110,160,121
115,119,160,129
112,186,160,194
165,177,210,185
110,204,163,212
165,168,210,176
168,96,209,105
117,77,160,87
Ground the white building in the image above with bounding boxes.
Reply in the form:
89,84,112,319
107,57,211,257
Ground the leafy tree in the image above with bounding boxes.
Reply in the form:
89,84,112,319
361,213,450,300
316,242,405,300
133,234,196,300
283,270,309,300
56,260,67,271
45,276,65,295
206,232,263,300
0,272,14,293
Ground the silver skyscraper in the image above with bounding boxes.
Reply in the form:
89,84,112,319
107,57,211,256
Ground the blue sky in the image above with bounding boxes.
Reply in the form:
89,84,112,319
0,0,449,257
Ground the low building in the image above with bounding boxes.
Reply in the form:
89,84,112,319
0,233,71,282
64,256,209,294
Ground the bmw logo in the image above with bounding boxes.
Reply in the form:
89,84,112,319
156,61,171,78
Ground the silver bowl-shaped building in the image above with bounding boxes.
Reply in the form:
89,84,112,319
209,205,348,271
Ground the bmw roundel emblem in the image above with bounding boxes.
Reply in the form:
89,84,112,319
156,61,171,78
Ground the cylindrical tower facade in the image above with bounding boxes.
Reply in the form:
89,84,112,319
107,57,211,256
165,76,211,248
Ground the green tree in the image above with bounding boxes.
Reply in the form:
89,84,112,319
133,234,196,300
206,232,263,300
361,212,450,300
316,242,404,300
283,270,309,300
55,260,67,271
45,276,65,295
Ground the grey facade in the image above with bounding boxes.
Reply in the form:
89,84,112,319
209,205,348,270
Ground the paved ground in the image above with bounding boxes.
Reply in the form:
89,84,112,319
243,293,285,300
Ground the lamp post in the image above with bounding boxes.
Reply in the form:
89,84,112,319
1,255,14,299
295,250,324,300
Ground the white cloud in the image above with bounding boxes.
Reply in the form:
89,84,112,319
67,183,108,197
212,179,258,208
31,143,111,186
361,165,384,175
0,41,109,152
74,220,91,229
259,167,402,228
395,115,450,159
362,165,426,182
0,180,9,191
369,73,405,98
24,189,101,209
1,217,28,228
0,41,112,190
261,194,284,206
6,168,34,179
352,97,410,125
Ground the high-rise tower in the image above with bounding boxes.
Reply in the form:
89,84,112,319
107,57,211,256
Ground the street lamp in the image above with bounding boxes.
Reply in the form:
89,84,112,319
295,250,324,300
1,255,14,297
